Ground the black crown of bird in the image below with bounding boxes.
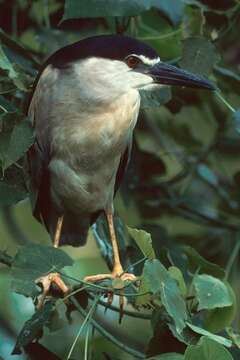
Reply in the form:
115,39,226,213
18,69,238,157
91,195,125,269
27,34,215,308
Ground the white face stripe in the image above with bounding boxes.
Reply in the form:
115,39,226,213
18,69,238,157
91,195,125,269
130,54,160,66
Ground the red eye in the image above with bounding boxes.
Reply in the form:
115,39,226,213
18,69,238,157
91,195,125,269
126,56,140,68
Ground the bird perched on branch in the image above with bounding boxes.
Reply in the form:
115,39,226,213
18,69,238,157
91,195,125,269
27,34,214,306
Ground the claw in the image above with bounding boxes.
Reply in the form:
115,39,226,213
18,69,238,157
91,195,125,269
84,271,137,322
35,272,69,309
107,291,114,306
119,289,124,324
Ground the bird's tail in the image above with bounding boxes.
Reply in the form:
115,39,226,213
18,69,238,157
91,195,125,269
50,213,89,247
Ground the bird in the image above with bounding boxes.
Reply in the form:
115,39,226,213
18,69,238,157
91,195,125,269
26,34,215,306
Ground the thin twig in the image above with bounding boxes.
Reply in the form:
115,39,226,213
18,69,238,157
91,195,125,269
62,279,151,320
0,29,40,67
0,104,8,113
139,184,240,232
84,325,90,360
87,293,151,319
0,88,16,95
138,28,182,41
70,297,145,359
225,232,240,280
187,267,200,313
177,204,240,232
61,286,88,303
59,271,141,297
124,257,146,273
215,91,236,113
67,296,99,360
43,0,50,29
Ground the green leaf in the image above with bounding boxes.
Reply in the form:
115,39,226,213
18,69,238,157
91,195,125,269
184,336,233,360
0,43,18,79
1,119,34,171
135,274,152,307
204,284,237,333
12,300,55,355
193,274,233,311
140,86,172,110
62,0,151,20
0,181,27,207
30,0,62,25
183,246,225,279
147,353,184,359
184,6,206,36
151,0,184,26
46,308,65,333
168,266,187,297
143,259,187,333
11,244,73,297
186,323,232,348
226,327,240,349
127,226,156,260
0,29,40,67
180,36,220,76
167,322,192,346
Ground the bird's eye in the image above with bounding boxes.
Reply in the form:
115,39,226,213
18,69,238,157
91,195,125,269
126,56,141,68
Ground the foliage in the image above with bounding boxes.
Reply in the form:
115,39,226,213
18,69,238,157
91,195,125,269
184,336,233,360
0,0,240,359
11,244,73,297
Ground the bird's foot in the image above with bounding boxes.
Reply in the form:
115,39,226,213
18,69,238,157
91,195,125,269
35,272,69,309
84,268,137,322
84,271,136,283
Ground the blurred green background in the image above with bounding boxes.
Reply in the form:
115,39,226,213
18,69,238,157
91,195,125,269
0,0,240,359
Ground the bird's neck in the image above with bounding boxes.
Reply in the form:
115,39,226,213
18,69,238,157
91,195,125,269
72,57,152,106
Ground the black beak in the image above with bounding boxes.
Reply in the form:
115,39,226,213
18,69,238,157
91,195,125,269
148,62,216,90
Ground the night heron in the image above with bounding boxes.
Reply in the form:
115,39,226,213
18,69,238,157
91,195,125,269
27,34,214,305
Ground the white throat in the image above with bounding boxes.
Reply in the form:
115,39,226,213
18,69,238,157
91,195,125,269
73,57,154,105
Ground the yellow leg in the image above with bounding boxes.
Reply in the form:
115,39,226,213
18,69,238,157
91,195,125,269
36,215,69,308
53,215,64,248
106,212,123,275
84,212,137,322
84,212,136,283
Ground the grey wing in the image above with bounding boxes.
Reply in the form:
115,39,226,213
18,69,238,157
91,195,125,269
114,137,132,195
27,76,52,230
27,65,89,246
27,143,51,228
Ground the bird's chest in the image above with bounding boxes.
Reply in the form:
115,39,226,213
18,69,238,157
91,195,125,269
53,90,140,168
89,101,137,156
49,91,140,212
